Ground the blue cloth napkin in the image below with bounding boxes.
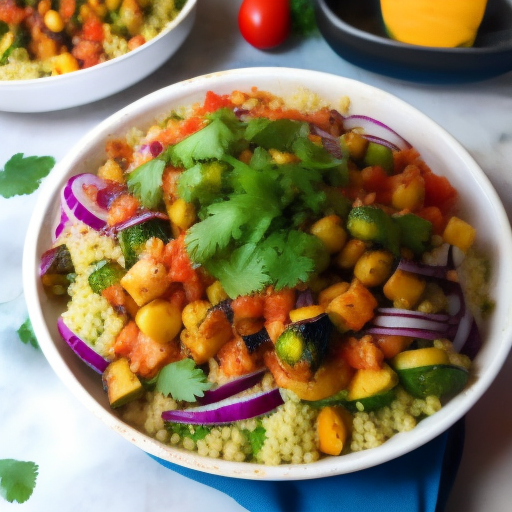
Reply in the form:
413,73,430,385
151,419,465,512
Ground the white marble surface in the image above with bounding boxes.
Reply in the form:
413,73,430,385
1,1,512,510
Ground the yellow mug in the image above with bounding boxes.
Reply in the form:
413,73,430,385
380,0,488,48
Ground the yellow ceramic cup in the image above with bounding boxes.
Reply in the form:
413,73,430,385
380,0,488,48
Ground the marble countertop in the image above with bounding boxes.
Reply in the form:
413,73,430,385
1,1,512,510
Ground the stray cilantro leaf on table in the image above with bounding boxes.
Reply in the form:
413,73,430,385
0,459,38,504
17,318,39,349
0,153,55,198
156,359,212,402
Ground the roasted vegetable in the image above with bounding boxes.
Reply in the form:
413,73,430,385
88,260,126,294
102,357,144,408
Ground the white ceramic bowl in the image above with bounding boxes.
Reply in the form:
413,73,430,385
23,68,512,479
0,0,196,113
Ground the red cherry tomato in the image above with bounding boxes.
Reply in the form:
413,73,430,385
238,0,291,50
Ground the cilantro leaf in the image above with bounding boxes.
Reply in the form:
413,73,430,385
259,230,320,290
166,423,211,442
0,153,55,198
0,459,38,504
156,359,212,402
126,158,166,209
243,425,266,457
17,318,39,349
205,243,271,298
245,118,308,152
170,112,245,168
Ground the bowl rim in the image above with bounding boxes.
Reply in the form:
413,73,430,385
0,0,197,87
316,0,512,55
22,67,512,480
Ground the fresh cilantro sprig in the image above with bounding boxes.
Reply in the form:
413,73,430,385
242,424,266,457
0,459,38,504
156,359,212,402
17,318,39,349
0,153,55,198
126,158,166,209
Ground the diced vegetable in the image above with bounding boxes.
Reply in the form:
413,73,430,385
442,216,476,252
345,363,398,412
88,260,126,294
275,313,333,374
162,388,284,425
325,279,378,332
353,250,395,288
135,299,182,344
363,141,394,174
120,259,169,307
393,213,432,256
347,206,400,256
317,406,349,456
117,218,172,269
383,269,426,309
391,347,450,370
102,357,144,408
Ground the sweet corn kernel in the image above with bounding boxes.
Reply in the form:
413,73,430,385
289,305,325,322
269,149,300,165
182,300,211,331
37,0,51,16
206,281,229,306
97,158,125,183
44,10,65,32
318,282,351,308
167,198,196,231
335,239,367,269
106,0,122,10
51,52,80,75
135,299,182,344
391,176,425,211
353,250,394,288
310,215,347,254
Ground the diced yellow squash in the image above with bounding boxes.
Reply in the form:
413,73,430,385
180,309,233,364
326,279,378,332
102,358,143,408
383,269,426,309
135,299,182,344
289,305,325,322
51,52,79,75
442,216,476,252
347,363,399,401
317,406,349,456
120,259,169,306
206,280,229,306
391,347,450,370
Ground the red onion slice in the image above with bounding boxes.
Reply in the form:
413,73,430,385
103,210,169,236
397,259,449,279
57,316,110,374
376,307,450,323
372,315,450,333
52,205,71,242
62,174,109,230
343,115,411,151
162,388,284,425
197,369,266,406
365,326,453,341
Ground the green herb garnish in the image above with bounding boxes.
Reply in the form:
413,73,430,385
17,318,38,349
0,459,38,504
156,359,212,402
0,153,55,198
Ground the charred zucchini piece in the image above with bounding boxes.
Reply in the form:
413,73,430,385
393,213,432,256
347,205,400,256
391,347,468,398
275,313,332,372
40,244,75,294
88,260,126,294
117,219,171,268
344,363,399,412
102,358,144,408
363,142,394,175
242,327,271,354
